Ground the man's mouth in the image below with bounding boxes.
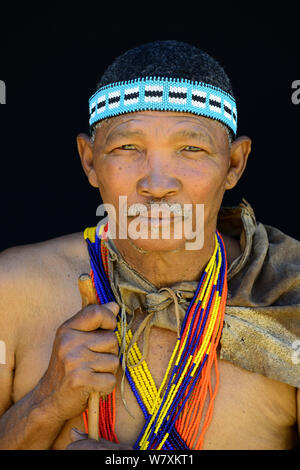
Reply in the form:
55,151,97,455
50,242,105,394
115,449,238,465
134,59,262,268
138,214,183,226
127,212,185,231
125,202,193,229
127,205,184,218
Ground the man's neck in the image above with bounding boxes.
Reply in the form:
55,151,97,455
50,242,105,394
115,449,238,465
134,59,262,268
113,227,217,288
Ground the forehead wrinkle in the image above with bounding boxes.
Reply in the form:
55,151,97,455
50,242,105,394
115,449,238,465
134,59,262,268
170,128,214,146
105,122,215,147
102,116,148,142
100,113,220,147
105,128,146,145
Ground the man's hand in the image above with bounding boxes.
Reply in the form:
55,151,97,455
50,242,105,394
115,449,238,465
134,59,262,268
66,428,132,450
36,302,120,422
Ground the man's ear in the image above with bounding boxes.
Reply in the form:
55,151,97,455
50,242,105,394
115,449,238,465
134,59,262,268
225,136,252,190
77,133,98,188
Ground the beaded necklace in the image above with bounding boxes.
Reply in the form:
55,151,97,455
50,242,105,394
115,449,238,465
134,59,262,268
83,223,227,450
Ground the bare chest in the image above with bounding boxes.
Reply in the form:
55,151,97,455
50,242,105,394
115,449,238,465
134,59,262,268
13,299,297,451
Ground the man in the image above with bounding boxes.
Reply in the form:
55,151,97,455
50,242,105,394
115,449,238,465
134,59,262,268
0,40,299,450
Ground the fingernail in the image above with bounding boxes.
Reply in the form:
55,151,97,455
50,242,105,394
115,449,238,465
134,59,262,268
106,302,120,316
71,427,85,435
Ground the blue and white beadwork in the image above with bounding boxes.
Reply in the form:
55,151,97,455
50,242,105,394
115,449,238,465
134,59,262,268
89,77,237,135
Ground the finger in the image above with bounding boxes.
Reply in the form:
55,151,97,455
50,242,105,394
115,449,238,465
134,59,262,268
87,330,119,355
88,371,117,395
70,427,88,442
65,303,119,332
101,302,120,317
88,352,120,374
63,329,119,355
66,439,99,450
66,437,133,450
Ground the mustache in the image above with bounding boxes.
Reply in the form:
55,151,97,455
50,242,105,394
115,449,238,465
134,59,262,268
126,200,191,217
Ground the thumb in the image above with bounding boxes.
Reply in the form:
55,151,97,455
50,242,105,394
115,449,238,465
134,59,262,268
70,427,88,442
105,301,120,317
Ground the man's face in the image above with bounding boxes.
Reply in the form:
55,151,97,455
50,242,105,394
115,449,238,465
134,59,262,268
80,111,249,252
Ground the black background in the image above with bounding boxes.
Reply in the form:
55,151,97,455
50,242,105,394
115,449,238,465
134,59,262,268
0,3,299,252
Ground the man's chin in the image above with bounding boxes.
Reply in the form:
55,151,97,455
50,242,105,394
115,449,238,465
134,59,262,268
127,236,188,253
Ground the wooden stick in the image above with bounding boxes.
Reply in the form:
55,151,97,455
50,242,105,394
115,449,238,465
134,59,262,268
78,273,100,441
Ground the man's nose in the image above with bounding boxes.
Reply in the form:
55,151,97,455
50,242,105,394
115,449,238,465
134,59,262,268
137,161,182,199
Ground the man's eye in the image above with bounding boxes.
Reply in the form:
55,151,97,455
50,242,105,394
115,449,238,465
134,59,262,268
183,146,203,152
118,144,137,150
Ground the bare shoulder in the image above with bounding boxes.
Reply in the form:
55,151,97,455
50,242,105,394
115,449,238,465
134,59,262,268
0,232,90,331
0,231,89,273
0,232,91,413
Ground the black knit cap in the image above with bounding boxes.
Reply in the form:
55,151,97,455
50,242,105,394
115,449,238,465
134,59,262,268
96,40,235,99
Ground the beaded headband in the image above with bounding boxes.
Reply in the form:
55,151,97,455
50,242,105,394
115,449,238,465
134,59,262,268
88,76,237,136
